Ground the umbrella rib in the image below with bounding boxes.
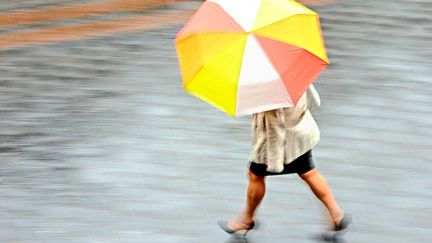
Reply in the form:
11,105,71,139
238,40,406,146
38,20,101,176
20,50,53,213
252,13,316,34
252,15,329,63
176,31,244,43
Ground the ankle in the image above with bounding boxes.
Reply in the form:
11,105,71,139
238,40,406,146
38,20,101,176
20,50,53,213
329,208,344,223
237,211,254,224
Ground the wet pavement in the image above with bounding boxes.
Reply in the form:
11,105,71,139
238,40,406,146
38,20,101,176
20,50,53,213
0,0,431,242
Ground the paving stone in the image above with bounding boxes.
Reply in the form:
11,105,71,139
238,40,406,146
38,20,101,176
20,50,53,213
0,0,431,242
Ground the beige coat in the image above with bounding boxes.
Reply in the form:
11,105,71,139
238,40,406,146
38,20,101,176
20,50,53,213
250,85,321,173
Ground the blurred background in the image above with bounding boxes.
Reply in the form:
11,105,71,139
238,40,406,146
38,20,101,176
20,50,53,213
0,0,431,242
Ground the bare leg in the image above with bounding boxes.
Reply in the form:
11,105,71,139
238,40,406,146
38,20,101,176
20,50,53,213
228,170,266,230
298,168,344,226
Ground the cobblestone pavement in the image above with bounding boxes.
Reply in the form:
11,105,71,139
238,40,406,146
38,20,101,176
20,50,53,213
0,0,431,242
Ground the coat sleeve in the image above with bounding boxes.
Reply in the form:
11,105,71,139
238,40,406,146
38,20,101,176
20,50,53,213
306,84,321,112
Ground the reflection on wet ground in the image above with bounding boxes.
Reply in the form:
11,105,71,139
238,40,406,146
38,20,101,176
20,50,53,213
1,0,431,242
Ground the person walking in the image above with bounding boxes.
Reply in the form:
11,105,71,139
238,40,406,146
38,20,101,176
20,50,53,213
218,85,350,236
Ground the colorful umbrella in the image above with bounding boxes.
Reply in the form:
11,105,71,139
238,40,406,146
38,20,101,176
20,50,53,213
175,0,329,117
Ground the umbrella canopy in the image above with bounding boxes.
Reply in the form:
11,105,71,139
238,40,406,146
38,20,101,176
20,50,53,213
175,0,329,117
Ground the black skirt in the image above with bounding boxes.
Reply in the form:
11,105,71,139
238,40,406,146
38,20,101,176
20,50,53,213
249,150,315,176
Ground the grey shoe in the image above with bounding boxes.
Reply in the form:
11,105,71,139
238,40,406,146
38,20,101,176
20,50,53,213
217,220,256,236
334,215,351,231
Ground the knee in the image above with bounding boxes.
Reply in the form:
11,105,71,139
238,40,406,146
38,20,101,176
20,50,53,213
248,170,265,183
299,168,318,181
